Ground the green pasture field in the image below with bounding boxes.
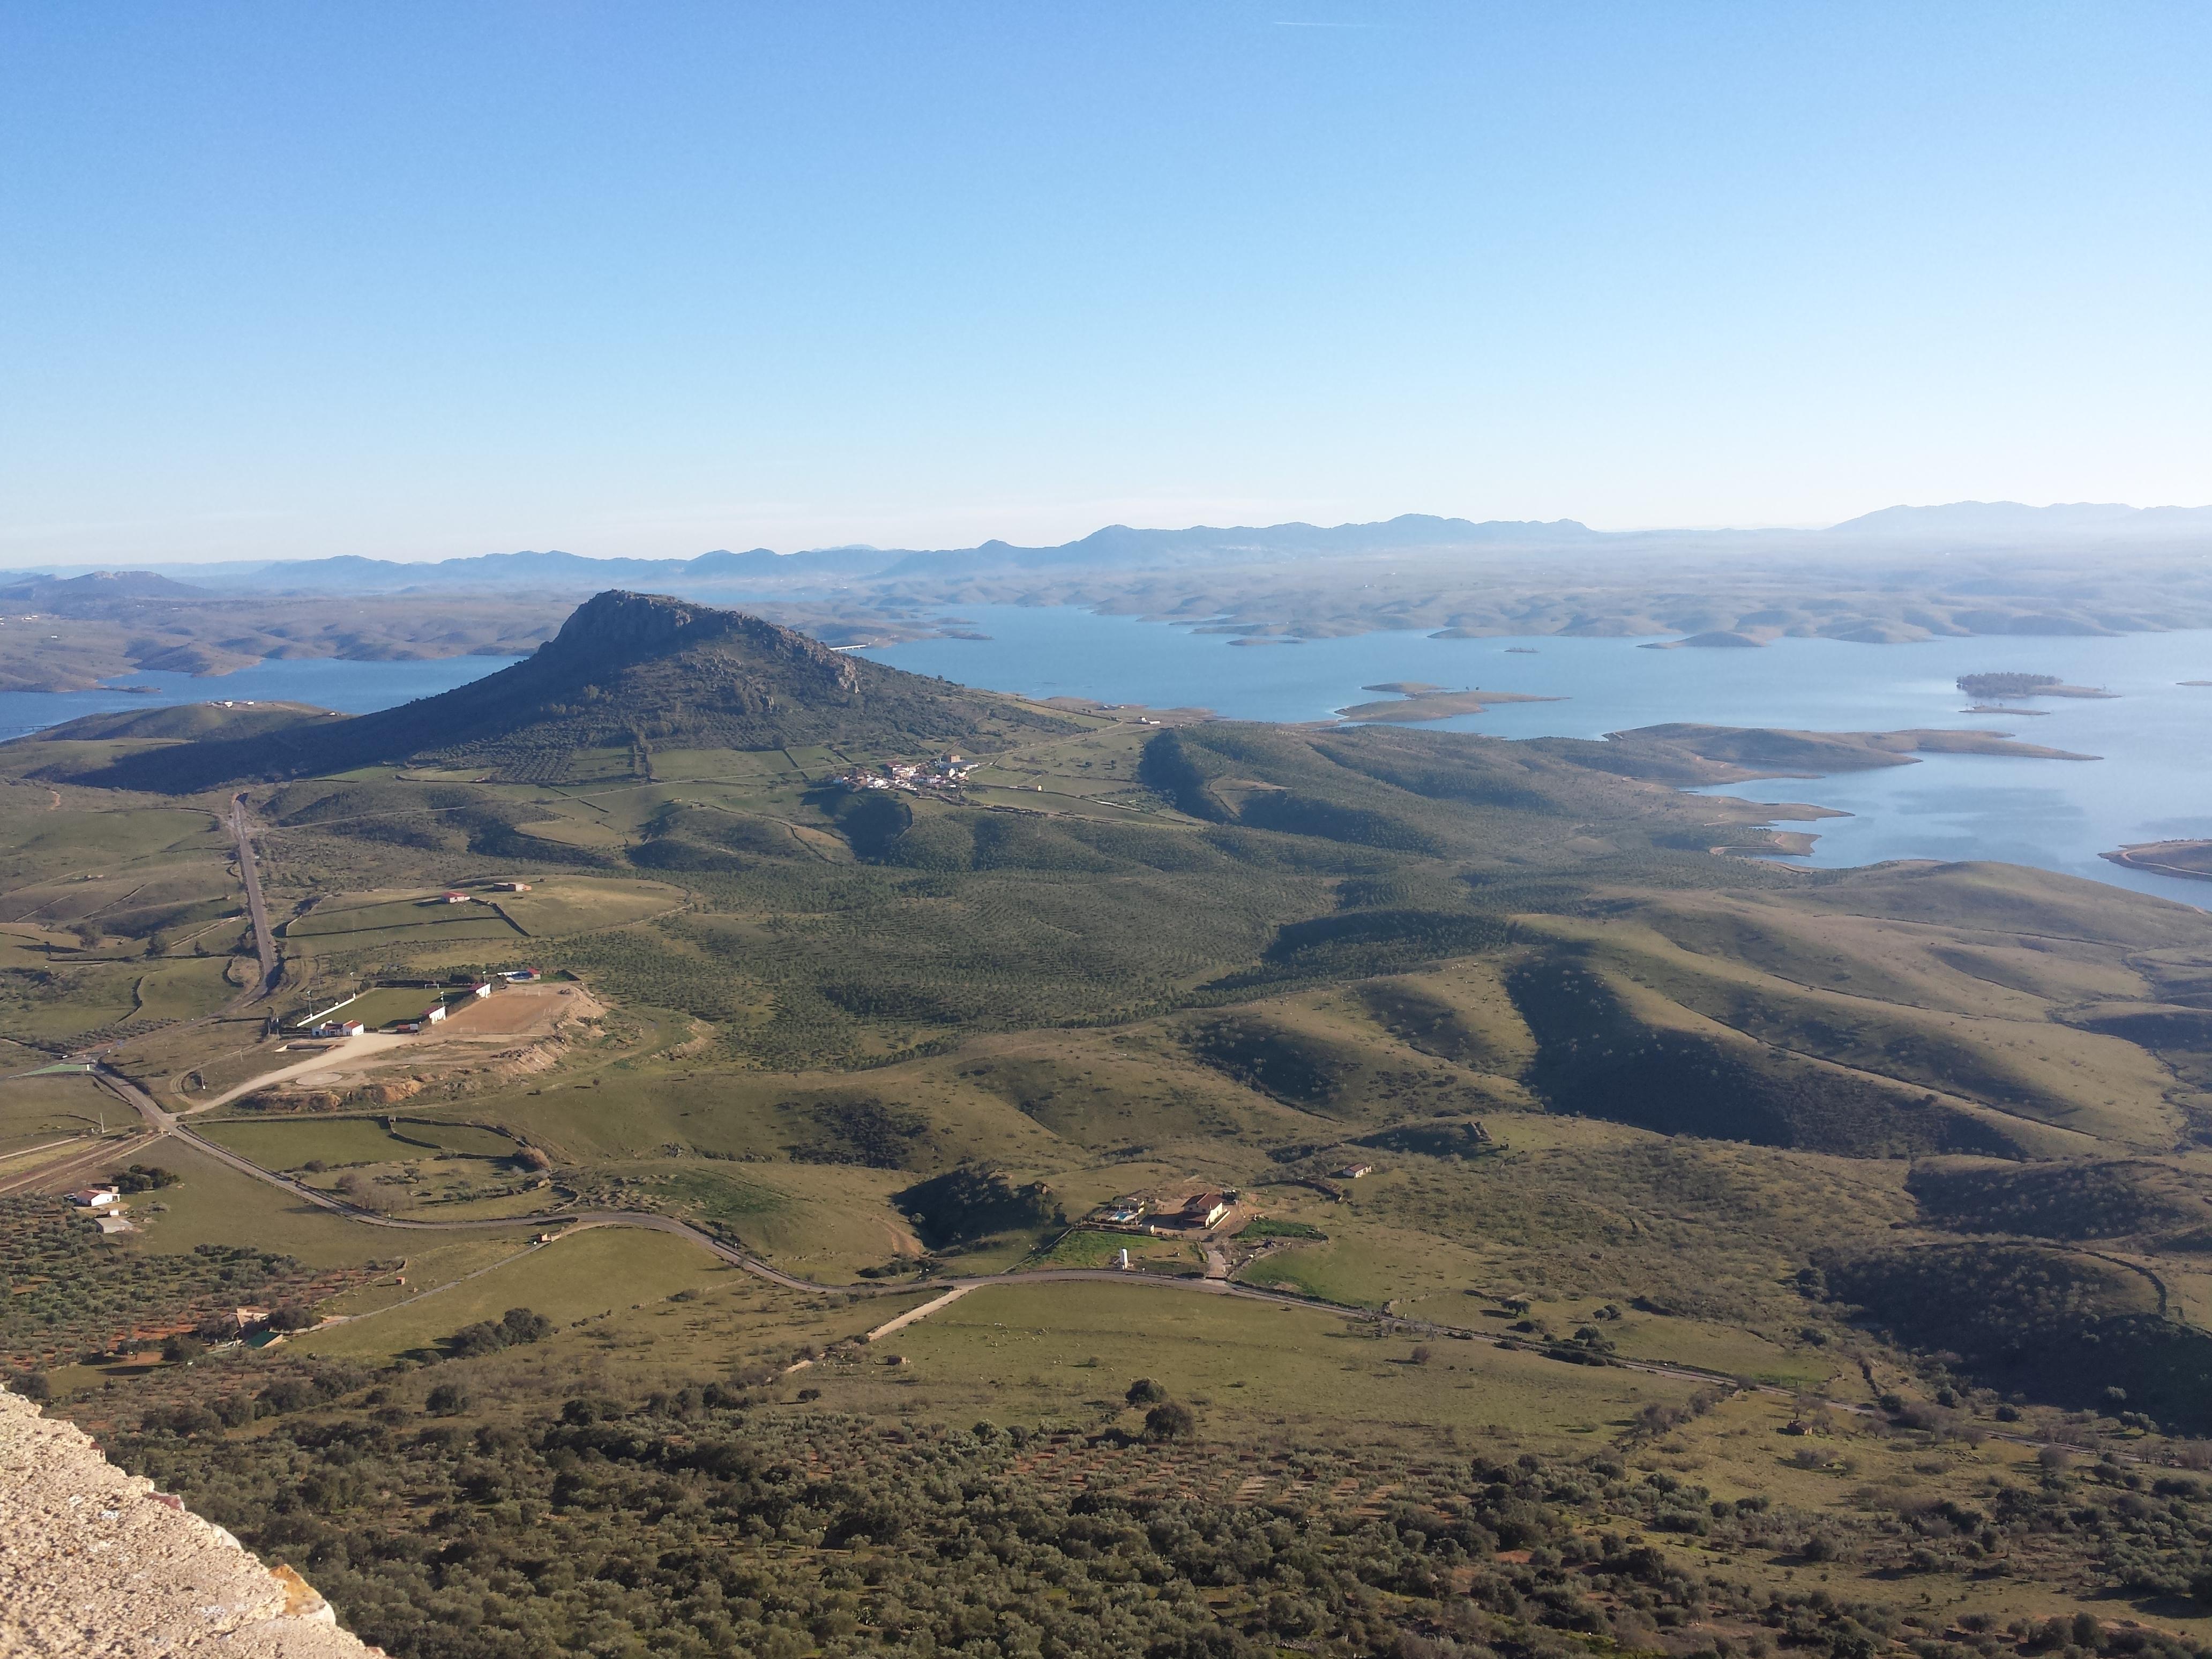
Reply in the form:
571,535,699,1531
557,747,644,784
1234,1240,1398,1307
393,1120,521,1156
529,779,791,837
388,1186,563,1221
0,805,228,878
300,985,454,1028
299,1225,748,1362
0,1074,119,1152
485,1050,1068,1171
0,959,146,1043
294,1160,541,1223
197,1116,501,1170
131,955,237,1021
117,1138,533,1268
279,878,680,959
492,876,681,936
1023,1228,1200,1272
805,1278,1706,1447
648,747,810,783
778,744,846,775
566,1159,928,1278
309,1235,539,1320
0,869,235,934
282,894,525,952
0,923,82,967
521,817,632,851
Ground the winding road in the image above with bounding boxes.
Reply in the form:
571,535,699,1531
77,1064,1744,1384
64,1067,2197,1466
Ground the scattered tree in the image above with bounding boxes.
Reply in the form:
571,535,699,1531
1144,1400,1197,1442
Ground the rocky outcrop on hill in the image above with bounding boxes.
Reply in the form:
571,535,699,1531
0,1388,374,1656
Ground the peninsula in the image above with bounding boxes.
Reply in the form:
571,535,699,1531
2102,840,2212,881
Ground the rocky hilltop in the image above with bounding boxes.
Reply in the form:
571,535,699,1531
59,591,1082,791
0,1387,373,1655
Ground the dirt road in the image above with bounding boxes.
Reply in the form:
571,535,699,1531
73,1065,1752,1382
182,1034,414,1114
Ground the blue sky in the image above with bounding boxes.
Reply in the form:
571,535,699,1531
3,2,2207,563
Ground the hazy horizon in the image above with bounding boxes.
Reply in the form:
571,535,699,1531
4,497,2210,576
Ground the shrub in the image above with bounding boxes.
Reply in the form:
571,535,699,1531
1144,1400,1197,1442
1126,1378,1166,1406
109,1164,180,1193
445,1306,552,1358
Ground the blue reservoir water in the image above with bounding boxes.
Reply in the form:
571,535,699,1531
0,654,513,743
5,612,2205,904
869,607,2212,905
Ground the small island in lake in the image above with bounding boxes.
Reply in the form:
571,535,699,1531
2102,841,2212,881
1956,671,2114,700
1335,682,1567,722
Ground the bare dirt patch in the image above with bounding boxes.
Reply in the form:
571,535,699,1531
202,985,606,1112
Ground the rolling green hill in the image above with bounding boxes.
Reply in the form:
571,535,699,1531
29,701,340,744
54,591,1084,791
14,612,2212,1658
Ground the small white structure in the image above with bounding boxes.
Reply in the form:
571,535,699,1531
416,1003,447,1026
1177,1191,1231,1229
296,991,361,1029
1117,1248,1131,1270
439,892,472,905
68,1187,119,1208
468,981,492,999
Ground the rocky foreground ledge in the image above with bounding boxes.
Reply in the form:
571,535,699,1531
0,1389,375,1656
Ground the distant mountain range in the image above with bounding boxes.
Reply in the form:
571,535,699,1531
7,503,2206,598
1827,502,2212,536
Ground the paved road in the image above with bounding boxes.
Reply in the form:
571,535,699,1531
18,1066,2170,1475
59,1065,2183,1461
77,1064,1747,1383
228,794,279,1004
